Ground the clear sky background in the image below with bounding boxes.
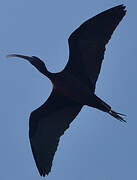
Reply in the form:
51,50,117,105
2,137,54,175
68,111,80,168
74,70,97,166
0,0,136,180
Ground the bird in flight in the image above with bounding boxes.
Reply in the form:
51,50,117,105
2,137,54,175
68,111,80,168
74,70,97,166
6,4,126,177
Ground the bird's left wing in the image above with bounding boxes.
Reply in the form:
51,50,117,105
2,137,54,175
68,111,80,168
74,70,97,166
29,89,82,177
65,5,126,90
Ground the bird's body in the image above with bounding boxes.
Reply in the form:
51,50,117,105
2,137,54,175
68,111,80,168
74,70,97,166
51,71,92,104
51,72,110,112
6,4,126,177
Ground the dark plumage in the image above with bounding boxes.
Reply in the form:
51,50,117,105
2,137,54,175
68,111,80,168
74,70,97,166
6,4,126,177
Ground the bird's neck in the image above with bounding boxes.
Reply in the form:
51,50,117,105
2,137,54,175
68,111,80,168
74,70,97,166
43,68,54,79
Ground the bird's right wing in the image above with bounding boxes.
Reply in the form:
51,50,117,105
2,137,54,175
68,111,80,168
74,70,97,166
65,5,126,90
29,89,82,177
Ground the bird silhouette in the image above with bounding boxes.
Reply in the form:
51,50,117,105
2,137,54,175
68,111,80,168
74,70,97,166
6,4,126,177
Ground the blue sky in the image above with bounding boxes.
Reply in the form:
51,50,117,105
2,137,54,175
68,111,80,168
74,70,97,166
0,0,137,179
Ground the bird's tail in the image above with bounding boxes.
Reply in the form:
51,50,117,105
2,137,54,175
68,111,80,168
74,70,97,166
108,110,126,123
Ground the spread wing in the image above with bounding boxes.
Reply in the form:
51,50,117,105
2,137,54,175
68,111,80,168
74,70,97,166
65,4,126,90
29,89,82,176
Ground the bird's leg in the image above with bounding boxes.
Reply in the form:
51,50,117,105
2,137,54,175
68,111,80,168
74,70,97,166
88,95,126,122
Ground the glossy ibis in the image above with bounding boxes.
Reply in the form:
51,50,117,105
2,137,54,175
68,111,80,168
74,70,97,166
6,4,126,177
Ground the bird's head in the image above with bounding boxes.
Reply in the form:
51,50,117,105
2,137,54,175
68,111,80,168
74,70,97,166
6,54,50,76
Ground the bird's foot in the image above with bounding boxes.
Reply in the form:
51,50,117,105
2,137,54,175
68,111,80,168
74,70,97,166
108,110,127,123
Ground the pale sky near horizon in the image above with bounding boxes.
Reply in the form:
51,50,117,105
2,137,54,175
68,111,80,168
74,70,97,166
0,0,137,180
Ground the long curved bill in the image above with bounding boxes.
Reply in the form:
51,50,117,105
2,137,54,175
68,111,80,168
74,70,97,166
6,54,31,61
